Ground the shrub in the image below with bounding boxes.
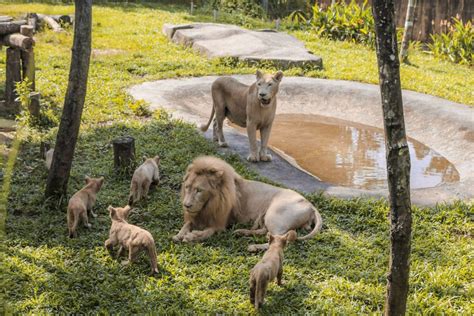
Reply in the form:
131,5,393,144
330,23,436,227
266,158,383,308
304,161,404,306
310,0,375,46
427,18,473,65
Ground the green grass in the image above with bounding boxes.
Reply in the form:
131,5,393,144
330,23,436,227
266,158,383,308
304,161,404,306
1,1,473,314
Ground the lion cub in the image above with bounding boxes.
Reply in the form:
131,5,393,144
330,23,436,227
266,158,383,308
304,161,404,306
67,176,104,238
249,230,296,309
128,156,160,205
105,205,159,275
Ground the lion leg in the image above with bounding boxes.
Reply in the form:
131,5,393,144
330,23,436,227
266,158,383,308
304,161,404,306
215,112,228,147
247,243,269,253
234,227,267,237
182,227,217,243
212,118,218,142
246,121,259,162
259,124,273,162
172,221,192,242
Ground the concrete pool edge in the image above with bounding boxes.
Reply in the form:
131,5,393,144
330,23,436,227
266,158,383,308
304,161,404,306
128,76,474,206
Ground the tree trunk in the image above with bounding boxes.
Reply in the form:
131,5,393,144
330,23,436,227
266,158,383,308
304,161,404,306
372,1,413,315
45,0,92,197
5,47,21,112
400,0,416,63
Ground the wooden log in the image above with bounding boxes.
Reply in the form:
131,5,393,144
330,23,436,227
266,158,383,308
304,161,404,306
21,48,35,90
0,20,27,35
28,92,40,118
51,15,73,26
20,25,34,37
5,47,21,111
112,136,136,172
27,13,39,31
37,14,63,33
0,16,13,23
2,33,34,50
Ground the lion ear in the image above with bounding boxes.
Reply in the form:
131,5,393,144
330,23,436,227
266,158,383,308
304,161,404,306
256,70,263,80
208,167,224,178
85,176,91,184
274,70,283,82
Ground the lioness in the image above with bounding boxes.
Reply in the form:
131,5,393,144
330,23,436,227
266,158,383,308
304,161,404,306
128,155,160,205
105,205,159,275
200,70,283,162
67,176,104,238
250,231,296,309
173,156,322,252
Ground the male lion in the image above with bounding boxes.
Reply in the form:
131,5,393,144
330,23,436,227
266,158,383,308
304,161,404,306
172,156,322,251
200,70,283,162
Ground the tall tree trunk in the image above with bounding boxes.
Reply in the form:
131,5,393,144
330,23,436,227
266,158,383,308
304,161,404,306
372,1,413,315
400,0,416,63
45,0,92,197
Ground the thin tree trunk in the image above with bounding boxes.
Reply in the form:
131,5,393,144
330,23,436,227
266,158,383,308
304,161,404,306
372,1,413,315
400,0,416,63
45,0,92,197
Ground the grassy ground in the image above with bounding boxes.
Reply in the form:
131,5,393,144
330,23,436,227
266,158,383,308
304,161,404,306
1,2,473,314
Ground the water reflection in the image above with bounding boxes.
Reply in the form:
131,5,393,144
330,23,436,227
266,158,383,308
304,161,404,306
235,114,460,190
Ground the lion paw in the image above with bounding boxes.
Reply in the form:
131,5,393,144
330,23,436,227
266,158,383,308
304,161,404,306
247,153,259,162
182,233,197,243
172,234,183,243
259,153,272,162
247,245,259,252
233,229,248,236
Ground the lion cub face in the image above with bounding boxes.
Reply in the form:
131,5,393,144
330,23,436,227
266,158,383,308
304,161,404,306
256,70,283,107
181,166,223,215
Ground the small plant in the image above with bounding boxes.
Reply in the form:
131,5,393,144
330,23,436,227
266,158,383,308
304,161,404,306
129,99,152,117
310,0,375,46
427,18,473,65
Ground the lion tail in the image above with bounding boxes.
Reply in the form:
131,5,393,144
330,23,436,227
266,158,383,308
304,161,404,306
297,207,323,241
200,105,215,132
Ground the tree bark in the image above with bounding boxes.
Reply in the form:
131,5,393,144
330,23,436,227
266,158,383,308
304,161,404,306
5,48,21,112
372,1,413,315
45,0,92,197
400,0,416,63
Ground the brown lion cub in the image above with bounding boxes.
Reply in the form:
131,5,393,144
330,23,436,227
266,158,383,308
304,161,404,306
105,205,159,275
128,156,160,205
67,176,104,238
249,230,297,309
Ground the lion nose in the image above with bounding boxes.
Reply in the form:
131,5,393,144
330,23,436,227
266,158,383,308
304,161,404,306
259,93,266,97
184,202,192,208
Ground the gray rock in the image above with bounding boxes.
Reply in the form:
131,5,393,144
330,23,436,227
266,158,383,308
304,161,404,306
163,23,322,69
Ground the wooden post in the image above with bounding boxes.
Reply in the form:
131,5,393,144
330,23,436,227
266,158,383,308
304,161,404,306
2,33,34,50
20,25,34,37
112,136,136,172
20,48,35,91
372,1,413,315
5,48,21,111
28,92,40,118
27,13,39,31
45,0,93,197
0,20,26,35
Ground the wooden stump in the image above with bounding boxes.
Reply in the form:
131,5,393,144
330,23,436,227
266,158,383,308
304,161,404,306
112,136,136,172
5,47,21,112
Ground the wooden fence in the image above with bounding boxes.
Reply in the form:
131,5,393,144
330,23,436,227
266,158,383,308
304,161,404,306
315,0,473,41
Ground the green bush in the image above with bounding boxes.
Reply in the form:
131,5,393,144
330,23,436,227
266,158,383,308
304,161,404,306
427,18,473,65
310,0,375,46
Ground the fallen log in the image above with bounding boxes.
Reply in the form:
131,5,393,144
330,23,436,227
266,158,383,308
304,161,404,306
0,20,27,35
51,15,73,26
0,16,13,23
1,33,34,50
37,14,63,33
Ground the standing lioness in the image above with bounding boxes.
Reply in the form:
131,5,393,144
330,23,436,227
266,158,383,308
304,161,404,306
200,70,283,162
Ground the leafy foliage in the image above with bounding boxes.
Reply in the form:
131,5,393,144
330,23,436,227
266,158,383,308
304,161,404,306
427,18,473,65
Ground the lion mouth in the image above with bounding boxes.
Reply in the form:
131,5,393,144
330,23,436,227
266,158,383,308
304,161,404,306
260,98,271,105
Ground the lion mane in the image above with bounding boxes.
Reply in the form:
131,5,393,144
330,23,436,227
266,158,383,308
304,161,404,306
182,156,242,230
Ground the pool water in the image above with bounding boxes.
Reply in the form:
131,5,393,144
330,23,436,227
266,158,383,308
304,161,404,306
233,114,460,190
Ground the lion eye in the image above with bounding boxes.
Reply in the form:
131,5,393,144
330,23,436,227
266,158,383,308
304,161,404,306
196,188,202,193
268,83,272,87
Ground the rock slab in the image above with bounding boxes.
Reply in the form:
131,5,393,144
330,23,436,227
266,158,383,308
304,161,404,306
163,23,322,69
